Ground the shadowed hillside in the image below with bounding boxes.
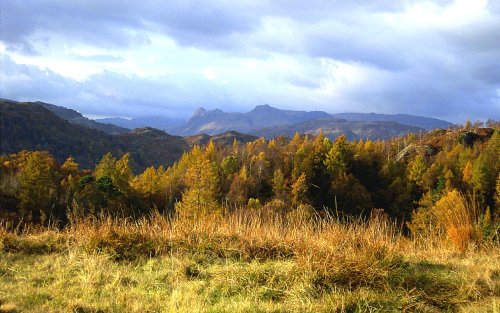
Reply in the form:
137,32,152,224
0,99,258,171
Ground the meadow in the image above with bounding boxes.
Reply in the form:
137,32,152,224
1,211,498,313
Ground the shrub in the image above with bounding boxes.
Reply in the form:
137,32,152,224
432,190,477,251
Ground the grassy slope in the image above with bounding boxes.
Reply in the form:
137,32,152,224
0,214,499,312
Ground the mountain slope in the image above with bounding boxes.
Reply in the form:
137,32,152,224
0,99,124,169
0,99,258,172
185,131,258,147
177,104,332,135
331,113,452,130
97,116,185,133
175,105,448,137
35,101,129,135
252,118,424,141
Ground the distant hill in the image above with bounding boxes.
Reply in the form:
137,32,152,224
97,104,453,137
34,101,129,135
117,127,189,170
97,116,185,134
169,105,450,138
176,104,332,135
0,99,256,172
1,99,455,170
331,113,452,130
185,131,258,147
252,118,424,141
1,99,124,169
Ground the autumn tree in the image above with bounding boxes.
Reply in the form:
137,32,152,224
408,154,427,189
94,153,117,179
471,131,499,208
325,134,352,178
131,166,165,209
291,172,308,207
331,174,372,216
94,152,133,195
272,169,287,202
227,167,251,208
176,154,220,219
17,151,59,222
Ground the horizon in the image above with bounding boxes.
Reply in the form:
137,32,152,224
1,1,500,123
4,98,460,124
86,103,457,124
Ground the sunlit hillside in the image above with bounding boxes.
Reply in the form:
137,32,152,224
1,124,499,312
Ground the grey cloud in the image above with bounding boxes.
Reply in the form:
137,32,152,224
1,1,256,52
1,1,499,123
2,1,149,53
0,56,230,118
341,61,500,121
0,56,80,100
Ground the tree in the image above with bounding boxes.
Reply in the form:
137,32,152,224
17,151,59,222
227,171,250,208
114,153,133,195
408,155,427,188
132,166,163,208
176,156,220,219
272,169,287,202
94,153,133,195
221,155,239,176
291,172,308,207
462,160,473,183
471,131,499,208
324,135,351,178
61,156,79,175
331,174,372,216
94,153,117,179
60,157,80,209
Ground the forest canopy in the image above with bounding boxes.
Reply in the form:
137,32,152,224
1,125,499,240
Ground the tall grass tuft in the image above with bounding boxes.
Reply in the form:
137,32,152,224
431,190,477,252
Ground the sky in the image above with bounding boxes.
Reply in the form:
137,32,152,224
1,0,499,122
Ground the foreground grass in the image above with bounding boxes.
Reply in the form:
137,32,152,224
0,212,499,312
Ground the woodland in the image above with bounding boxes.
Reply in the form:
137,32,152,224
0,123,499,312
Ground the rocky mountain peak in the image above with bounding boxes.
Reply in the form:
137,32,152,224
193,107,207,117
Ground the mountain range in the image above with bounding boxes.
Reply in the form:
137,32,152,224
97,104,453,139
1,98,454,170
96,116,185,134
36,101,129,135
0,99,256,171
176,105,333,136
252,118,423,141
330,113,452,130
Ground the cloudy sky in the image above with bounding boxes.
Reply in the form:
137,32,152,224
1,0,499,122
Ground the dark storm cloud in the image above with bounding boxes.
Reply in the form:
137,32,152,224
0,55,80,100
0,55,228,118
0,1,432,54
1,1,257,53
1,0,499,122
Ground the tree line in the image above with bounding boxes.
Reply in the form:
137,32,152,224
1,126,499,237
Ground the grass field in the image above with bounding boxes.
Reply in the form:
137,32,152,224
0,212,499,312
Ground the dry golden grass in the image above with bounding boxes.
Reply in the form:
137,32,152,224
1,210,499,312
432,190,477,252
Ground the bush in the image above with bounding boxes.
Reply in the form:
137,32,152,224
432,190,477,251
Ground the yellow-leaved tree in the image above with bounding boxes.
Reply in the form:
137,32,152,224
17,151,59,222
176,148,220,219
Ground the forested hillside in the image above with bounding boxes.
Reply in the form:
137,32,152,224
1,123,498,236
1,119,499,312
0,99,125,169
0,99,256,171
